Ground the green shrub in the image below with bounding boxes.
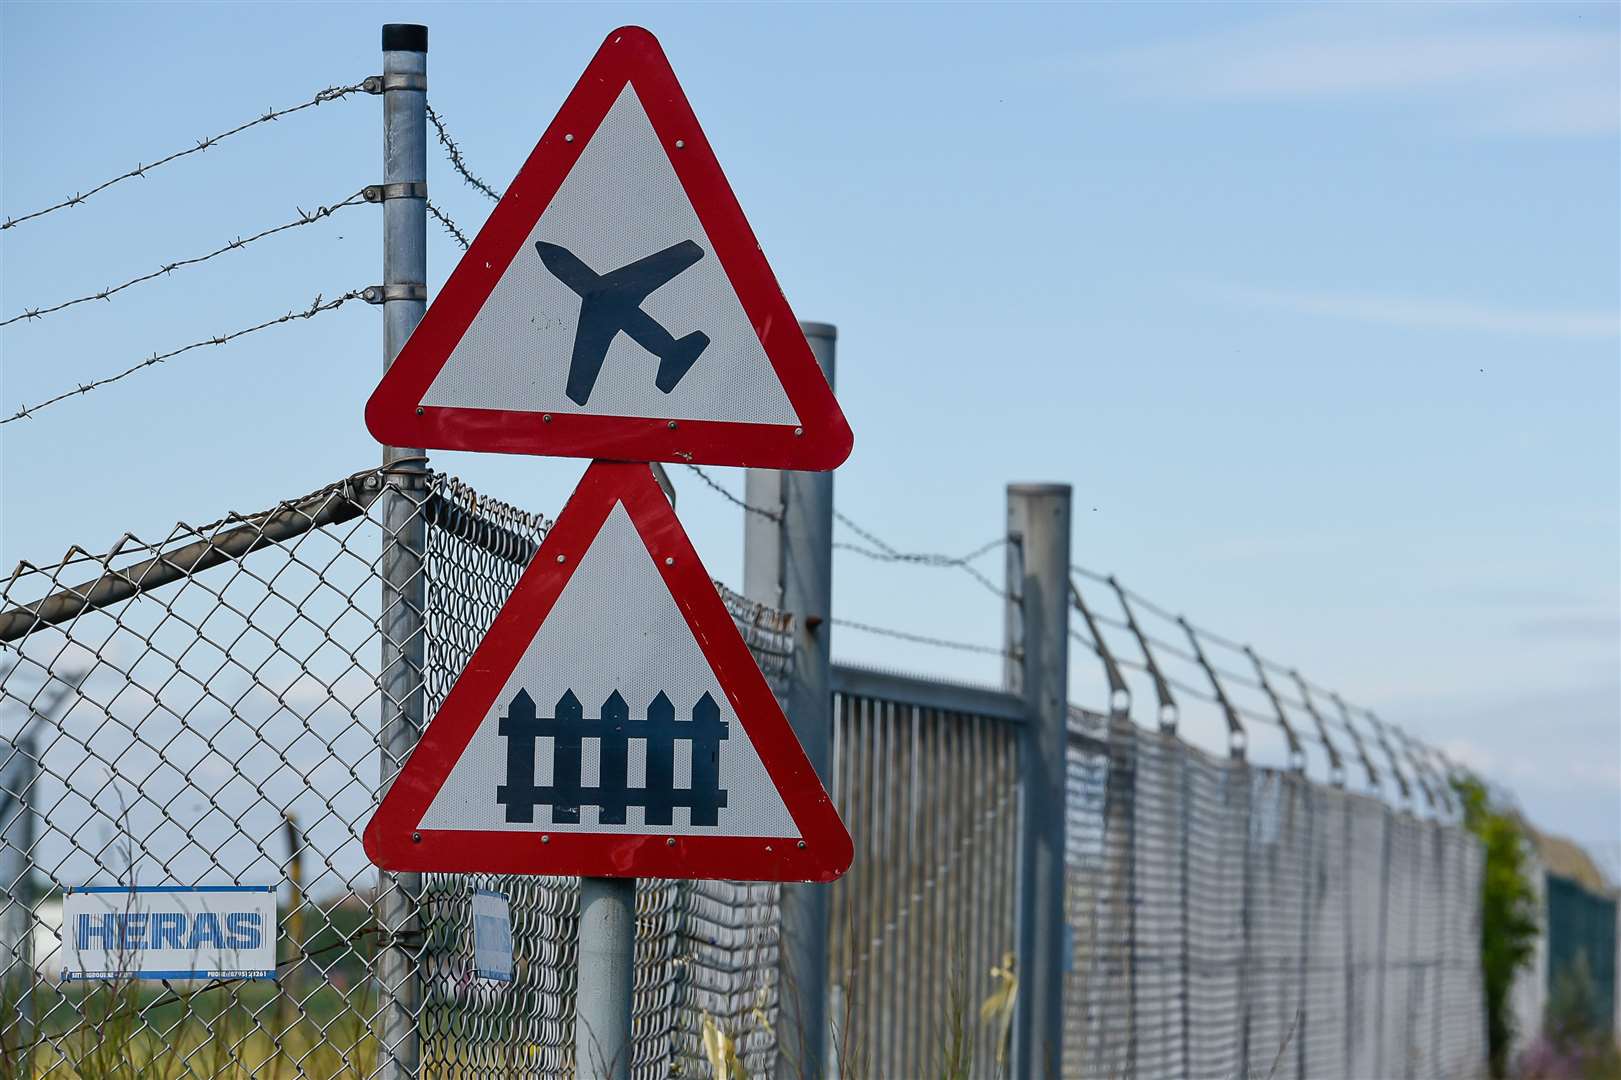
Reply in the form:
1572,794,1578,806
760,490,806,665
1454,773,1541,1078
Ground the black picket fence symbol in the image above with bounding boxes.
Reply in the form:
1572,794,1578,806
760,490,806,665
496,688,730,826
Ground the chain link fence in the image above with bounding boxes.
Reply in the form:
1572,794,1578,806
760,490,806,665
0,460,1492,1079
1062,706,1486,1080
0,465,788,1078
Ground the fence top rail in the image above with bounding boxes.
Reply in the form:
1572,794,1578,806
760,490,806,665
832,662,1025,724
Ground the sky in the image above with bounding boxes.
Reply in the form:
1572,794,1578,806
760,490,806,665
1,3,1617,871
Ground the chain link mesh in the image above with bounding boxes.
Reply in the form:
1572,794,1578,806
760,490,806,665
0,465,788,1078
1063,706,1486,1079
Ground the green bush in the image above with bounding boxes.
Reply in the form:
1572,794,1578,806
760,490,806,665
1454,773,1542,1079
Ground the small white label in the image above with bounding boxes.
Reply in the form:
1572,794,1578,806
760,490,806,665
471,889,514,982
61,886,276,981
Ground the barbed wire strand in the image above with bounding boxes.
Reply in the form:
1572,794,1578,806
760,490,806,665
2,290,365,425
1071,561,1456,775
833,510,1008,597
423,110,1019,606
833,616,1011,658
1,191,369,328
683,464,782,523
426,104,502,203
428,199,472,250
1,81,372,233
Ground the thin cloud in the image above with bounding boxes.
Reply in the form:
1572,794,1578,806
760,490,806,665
1092,7,1619,138
1517,613,1621,641
1206,282,1620,339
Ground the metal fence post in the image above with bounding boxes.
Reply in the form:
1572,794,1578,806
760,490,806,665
1005,483,1071,1080
577,877,635,1080
745,321,835,1079
0,733,37,1078
377,22,428,1080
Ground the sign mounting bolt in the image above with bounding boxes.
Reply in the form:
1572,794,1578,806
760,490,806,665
416,407,424,416
411,832,421,843
664,557,674,566
797,840,806,849
564,133,575,143
542,413,552,423
541,834,550,844
667,420,677,429
666,837,676,847
555,554,566,564
675,139,685,149
793,426,803,436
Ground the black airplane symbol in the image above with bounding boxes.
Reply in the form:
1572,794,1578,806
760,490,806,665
534,239,710,407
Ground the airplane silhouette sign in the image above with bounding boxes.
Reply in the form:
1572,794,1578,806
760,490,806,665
365,26,852,470
533,239,709,407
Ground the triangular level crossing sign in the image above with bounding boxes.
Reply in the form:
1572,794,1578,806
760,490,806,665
366,26,852,471
364,460,852,882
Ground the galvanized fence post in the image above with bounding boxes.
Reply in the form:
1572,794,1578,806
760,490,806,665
576,877,635,1080
0,730,38,1078
377,22,429,1080
1005,483,1071,1079
745,321,835,1079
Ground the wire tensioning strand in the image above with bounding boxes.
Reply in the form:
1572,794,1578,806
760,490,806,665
833,616,1013,659
683,465,782,523
2,291,365,425
1,191,370,328
833,533,1007,599
427,104,502,203
0,82,372,233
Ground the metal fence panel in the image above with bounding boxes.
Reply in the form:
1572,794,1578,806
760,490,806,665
828,677,1022,1080
1056,715,1485,1080
0,466,789,1079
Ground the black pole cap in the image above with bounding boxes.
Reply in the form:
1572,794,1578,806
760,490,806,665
383,24,428,52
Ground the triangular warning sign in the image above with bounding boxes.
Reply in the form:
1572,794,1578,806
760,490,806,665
363,460,852,882
366,26,852,471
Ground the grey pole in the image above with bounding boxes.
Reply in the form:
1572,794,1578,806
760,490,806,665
0,735,36,1079
1005,483,1071,1080
576,877,636,1079
745,321,835,1079
377,23,428,1080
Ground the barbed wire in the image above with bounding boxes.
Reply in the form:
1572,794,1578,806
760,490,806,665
682,464,782,522
1,81,371,233
833,616,1012,658
415,106,1016,599
426,103,502,202
1,190,369,328
2,290,365,425
1069,562,1458,780
428,199,472,249
833,511,1007,597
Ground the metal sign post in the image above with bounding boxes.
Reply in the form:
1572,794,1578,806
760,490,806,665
362,26,855,1079
377,23,428,1080
577,877,636,1080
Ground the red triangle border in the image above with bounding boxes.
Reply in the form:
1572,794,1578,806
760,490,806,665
363,460,853,882
365,26,852,471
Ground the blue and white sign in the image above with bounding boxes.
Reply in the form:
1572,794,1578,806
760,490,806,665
471,889,513,983
61,885,276,981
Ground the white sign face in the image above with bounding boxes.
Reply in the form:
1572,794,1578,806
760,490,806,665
418,502,799,839
420,84,799,427
471,889,514,983
61,886,276,981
